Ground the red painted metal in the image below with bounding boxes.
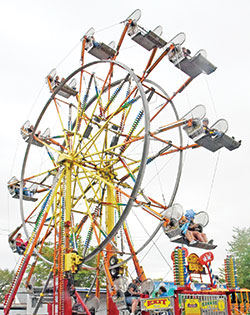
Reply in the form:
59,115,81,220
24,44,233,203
107,287,119,315
174,291,181,315
47,303,52,315
75,290,91,315
64,279,72,315
4,258,30,315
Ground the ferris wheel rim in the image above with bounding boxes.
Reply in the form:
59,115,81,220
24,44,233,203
19,59,151,265
108,79,184,270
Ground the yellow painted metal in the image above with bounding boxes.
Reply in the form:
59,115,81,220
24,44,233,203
74,101,123,159
64,162,72,262
57,153,73,164
65,253,72,271
78,165,164,221
24,166,60,183
65,252,83,273
106,183,115,234
23,170,65,256
65,163,72,222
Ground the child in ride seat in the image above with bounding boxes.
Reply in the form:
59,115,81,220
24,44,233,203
15,233,28,255
180,210,213,245
202,118,221,137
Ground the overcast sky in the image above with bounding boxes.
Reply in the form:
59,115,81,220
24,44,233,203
0,0,249,281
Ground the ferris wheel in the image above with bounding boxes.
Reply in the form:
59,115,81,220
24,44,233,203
4,9,241,315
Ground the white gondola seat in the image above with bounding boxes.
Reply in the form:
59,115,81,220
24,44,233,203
183,119,224,152
169,47,217,78
128,24,167,51
56,79,78,99
112,279,148,314
183,119,205,140
85,296,100,314
163,205,217,249
83,27,116,59
112,290,128,312
88,42,116,60
112,294,140,315
20,120,50,147
8,238,17,253
52,77,78,99
46,69,78,99
183,118,241,152
182,104,207,139
162,204,184,240
7,176,38,202
112,278,129,312
197,119,241,152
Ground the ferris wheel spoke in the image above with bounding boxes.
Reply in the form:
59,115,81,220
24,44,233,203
79,165,167,224
74,86,143,159
103,74,130,115
81,134,144,161
25,225,54,288
79,166,136,207
51,98,71,151
16,60,152,310
22,169,65,260
159,143,198,157
4,12,216,313
74,167,103,204
71,89,85,153
74,112,117,158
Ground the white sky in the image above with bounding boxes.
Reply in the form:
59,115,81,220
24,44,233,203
0,0,250,282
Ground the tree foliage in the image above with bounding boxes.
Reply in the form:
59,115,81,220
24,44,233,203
26,238,106,288
227,227,250,289
26,243,54,286
0,268,14,302
73,237,106,288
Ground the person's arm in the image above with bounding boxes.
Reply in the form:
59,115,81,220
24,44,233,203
129,287,140,297
189,222,199,229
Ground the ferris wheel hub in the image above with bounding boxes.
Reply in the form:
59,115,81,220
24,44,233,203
57,153,74,164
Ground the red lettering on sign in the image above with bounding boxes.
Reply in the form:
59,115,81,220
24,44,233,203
146,299,168,307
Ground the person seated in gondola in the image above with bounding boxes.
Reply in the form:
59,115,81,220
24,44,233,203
14,182,34,197
202,118,221,138
180,210,212,245
26,125,41,138
187,218,213,244
179,217,198,245
125,278,141,315
15,233,28,255
169,46,191,62
54,75,60,85
182,47,191,57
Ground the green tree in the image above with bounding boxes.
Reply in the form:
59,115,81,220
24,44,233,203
0,268,14,302
26,239,106,288
226,227,250,289
73,240,106,288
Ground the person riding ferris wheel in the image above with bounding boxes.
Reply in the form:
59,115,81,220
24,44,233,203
5,9,241,315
